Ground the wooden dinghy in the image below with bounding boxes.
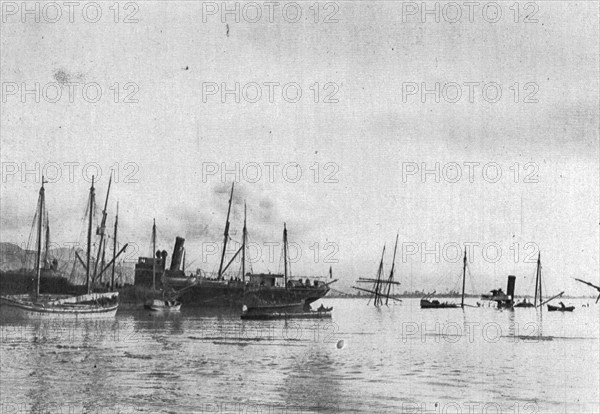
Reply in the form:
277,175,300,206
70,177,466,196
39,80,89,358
144,299,182,312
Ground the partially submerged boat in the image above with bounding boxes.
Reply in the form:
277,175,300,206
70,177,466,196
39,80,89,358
420,295,459,309
421,248,469,309
144,299,181,312
1,177,121,319
352,234,402,306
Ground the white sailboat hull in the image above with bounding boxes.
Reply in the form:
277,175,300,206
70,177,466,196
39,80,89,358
0,293,119,320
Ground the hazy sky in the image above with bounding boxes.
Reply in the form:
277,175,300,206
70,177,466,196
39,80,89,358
1,1,598,295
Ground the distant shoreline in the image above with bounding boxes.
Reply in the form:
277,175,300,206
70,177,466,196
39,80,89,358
325,293,597,300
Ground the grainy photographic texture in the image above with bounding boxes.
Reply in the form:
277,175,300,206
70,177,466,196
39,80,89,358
1,1,599,413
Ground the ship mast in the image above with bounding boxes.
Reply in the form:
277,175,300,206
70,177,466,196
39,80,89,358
111,202,118,290
283,223,288,289
93,172,112,280
461,248,467,308
534,252,541,308
538,253,542,312
385,234,399,305
242,203,247,282
100,238,107,285
373,245,386,306
152,218,157,291
86,176,96,294
218,183,234,279
44,216,50,269
35,177,47,300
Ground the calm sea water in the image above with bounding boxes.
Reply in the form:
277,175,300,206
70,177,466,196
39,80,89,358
1,298,598,414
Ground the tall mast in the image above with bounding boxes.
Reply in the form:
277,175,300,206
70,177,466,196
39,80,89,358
283,223,288,288
242,202,247,282
534,252,540,307
35,177,47,299
100,238,107,285
93,173,112,279
461,248,467,308
111,202,119,290
152,218,157,291
44,216,50,268
385,233,399,305
218,183,234,279
86,176,95,294
538,253,542,312
374,245,386,306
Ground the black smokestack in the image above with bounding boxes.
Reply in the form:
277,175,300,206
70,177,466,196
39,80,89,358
170,237,185,271
507,275,516,300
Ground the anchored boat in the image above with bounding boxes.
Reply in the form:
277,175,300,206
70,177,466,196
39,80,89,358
547,303,575,312
241,303,333,320
144,299,182,312
1,177,121,319
421,248,469,309
163,184,336,308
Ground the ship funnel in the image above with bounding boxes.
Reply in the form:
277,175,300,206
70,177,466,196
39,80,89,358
507,275,516,300
170,237,185,271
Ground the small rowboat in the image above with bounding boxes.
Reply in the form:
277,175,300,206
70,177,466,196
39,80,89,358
547,304,574,312
144,299,181,312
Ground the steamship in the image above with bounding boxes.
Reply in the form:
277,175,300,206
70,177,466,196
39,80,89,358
135,184,336,308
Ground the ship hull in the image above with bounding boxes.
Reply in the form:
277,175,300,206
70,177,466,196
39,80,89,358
0,293,119,320
420,299,459,309
176,280,330,308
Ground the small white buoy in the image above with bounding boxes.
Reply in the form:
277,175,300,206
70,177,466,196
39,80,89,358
336,339,345,349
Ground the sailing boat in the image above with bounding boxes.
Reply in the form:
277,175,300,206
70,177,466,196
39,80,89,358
514,253,541,308
420,248,468,309
0,177,119,319
509,253,573,312
168,183,336,308
143,220,184,311
352,234,402,306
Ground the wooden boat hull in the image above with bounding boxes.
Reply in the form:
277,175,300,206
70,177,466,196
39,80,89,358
0,293,119,319
244,301,305,312
420,299,458,309
547,305,574,312
144,299,181,312
241,310,332,320
514,302,535,308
